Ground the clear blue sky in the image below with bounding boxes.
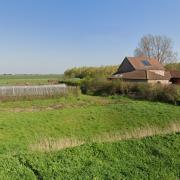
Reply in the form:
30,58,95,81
0,0,179,74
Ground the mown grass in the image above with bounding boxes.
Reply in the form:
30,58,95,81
0,133,179,179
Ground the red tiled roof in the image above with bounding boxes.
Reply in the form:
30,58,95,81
113,70,147,80
111,70,170,80
170,71,180,78
147,71,171,80
127,56,164,70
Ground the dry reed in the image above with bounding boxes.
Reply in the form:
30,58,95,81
30,122,180,152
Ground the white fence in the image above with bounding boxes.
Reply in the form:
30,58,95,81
0,84,79,97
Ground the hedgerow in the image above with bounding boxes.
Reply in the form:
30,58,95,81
81,78,180,104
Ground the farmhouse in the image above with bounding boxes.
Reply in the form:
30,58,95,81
109,56,172,84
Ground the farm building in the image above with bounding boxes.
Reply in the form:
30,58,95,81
170,71,180,84
109,56,179,84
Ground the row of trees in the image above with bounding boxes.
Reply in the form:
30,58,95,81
64,65,119,79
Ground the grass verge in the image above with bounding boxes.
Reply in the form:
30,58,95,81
0,133,179,179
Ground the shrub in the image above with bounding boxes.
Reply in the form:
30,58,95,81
81,78,129,96
81,78,180,105
59,78,82,86
165,63,180,71
152,84,180,104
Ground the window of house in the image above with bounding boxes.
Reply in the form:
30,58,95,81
141,60,151,66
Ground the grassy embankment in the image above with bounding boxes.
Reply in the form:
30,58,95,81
1,133,179,179
0,95,179,179
0,95,180,154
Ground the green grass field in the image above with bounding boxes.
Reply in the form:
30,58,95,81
0,74,63,85
1,133,179,179
0,95,180,179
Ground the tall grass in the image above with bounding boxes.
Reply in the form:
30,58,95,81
30,121,180,152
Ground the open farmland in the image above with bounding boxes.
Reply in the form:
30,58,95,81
0,74,63,86
1,0,180,179
0,94,180,179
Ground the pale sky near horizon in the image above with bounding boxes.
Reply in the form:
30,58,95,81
0,0,179,74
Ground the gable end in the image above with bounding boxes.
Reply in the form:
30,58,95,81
116,57,135,74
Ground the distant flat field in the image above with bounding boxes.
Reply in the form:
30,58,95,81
0,74,63,85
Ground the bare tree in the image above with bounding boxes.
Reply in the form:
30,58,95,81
134,34,177,64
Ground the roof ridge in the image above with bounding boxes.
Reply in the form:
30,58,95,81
126,56,164,71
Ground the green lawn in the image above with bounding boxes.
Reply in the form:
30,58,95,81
0,95,179,179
